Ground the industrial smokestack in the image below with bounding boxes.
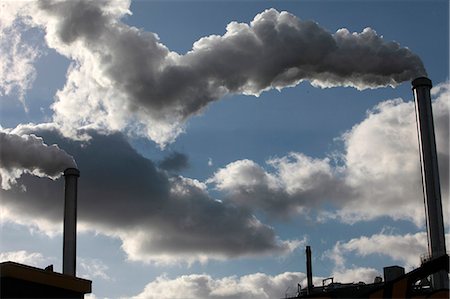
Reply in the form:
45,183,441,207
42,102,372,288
306,246,313,294
63,167,79,276
412,77,448,289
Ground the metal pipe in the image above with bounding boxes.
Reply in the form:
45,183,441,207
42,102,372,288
412,77,448,289
306,246,313,294
63,167,79,276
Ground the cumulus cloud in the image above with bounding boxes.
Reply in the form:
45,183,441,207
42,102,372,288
325,231,450,271
127,268,381,299
207,155,349,218
0,128,76,189
331,267,380,285
334,81,449,224
128,272,308,299
208,82,449,225
4,1,426,145
0,126,299,264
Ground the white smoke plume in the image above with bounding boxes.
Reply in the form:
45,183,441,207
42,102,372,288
0,129,76,189
4,1,427,146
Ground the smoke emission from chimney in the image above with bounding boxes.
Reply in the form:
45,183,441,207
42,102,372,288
0,131,76,189
7,3,427,145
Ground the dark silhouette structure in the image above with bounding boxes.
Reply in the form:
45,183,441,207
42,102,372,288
285,77,449,298
0,262,91,299
412,77,448,289
305,246,313,295
0,168,92,298
63,168,80,277
291,247,448,298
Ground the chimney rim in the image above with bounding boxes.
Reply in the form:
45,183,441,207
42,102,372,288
64,168,80,177
412,77,432,89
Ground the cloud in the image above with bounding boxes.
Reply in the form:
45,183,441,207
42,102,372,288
0,250,47,268
0,126,299,264
0,128,76,190
126,269,381,299
158,152,189,172
331,267,380,285
127,272,307,299
78,258,111,281
325,231,450,272
4,2,426,146
0,2,42,108
208,82,449,225
108,234,427,299
334,81,449,224
207,155,348,218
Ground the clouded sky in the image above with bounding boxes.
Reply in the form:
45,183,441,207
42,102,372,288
0,1,448,298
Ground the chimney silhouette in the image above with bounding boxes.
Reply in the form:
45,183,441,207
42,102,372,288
306,246,313,294
63,168,79,276
412,77,448,289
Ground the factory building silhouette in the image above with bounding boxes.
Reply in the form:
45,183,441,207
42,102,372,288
0,77,448,298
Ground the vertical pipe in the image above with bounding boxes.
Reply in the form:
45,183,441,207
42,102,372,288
412,77,448,289
63,168,79,277
306,246,313,294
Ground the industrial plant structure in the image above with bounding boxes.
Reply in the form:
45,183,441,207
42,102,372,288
0,168,92,298
0,261,91,299
287,77,449,299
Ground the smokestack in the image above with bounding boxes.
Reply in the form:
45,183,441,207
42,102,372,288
306,246,313,294
412,77,448,289
63,167,79,276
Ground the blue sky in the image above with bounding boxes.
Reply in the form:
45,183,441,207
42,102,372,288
0,1,449,298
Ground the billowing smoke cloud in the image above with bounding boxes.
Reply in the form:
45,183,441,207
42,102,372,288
5,1,426,145
0,126,299,264
0,129,76,189
208,82,449,225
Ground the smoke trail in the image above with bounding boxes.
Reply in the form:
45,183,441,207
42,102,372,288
0,131,76,189
5,2,427,145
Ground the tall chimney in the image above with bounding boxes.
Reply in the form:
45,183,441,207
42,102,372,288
63,167,79,276
306,246,313,294
412,77,448,289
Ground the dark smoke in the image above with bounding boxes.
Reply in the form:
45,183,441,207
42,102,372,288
0,130,76,189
